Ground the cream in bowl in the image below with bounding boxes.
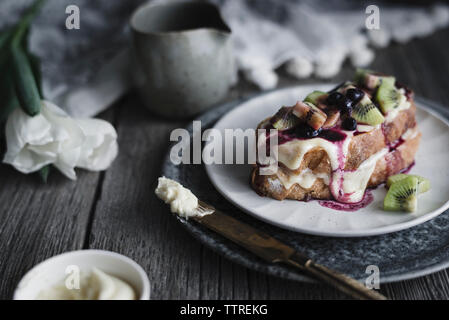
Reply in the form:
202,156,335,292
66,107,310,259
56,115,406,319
13,250,150,300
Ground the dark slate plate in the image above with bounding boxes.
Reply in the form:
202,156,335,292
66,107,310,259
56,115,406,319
161,89,449,283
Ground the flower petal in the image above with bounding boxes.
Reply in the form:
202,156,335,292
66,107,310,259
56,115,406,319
4,106,51,156
4,148,54,174
41,100,85,148
53,146,81,181
76,118,118,171
41,100,86,177
3,106,54,173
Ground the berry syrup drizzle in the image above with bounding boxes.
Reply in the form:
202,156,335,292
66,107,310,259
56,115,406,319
276,127,347,145
319,190,374,212
399,161,415,174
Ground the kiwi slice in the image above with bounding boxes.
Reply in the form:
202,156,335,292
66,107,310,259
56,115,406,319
376,81,402,114
387,174,430,194
355,68,395,90
352,95,385,126
384,176,419,212
354,68,372,83
271,107,300,130
304,91,327,105
380,76,396,87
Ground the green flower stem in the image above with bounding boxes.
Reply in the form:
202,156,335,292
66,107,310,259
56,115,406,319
11,45,41,116
0,70,19,123
38,165,50,183
26,52,43,97
10,0,47,48
0,29,12,69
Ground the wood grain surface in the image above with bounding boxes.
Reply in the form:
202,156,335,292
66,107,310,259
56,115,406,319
1,28,449,300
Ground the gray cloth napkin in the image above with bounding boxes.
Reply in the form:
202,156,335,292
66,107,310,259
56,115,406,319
1,0,448,117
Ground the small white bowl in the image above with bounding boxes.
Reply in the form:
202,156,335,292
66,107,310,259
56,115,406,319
13,250,150,300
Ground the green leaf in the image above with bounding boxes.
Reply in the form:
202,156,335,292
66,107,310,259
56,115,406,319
10,0,47,48
0,71,20,123
11,45,41,116
6,0,47,117
0,29,13,69
26,52,43,98
0,0,47,66
0,29,11,49
38,165,50,183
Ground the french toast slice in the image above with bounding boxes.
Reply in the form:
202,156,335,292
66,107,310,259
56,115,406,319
251,71,420,203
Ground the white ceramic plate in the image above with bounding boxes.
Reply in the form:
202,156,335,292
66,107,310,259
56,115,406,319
204,85,449,237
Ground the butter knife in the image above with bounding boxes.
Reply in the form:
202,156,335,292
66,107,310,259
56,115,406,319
193,201,387,300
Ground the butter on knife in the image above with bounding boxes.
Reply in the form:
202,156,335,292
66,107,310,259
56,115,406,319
155,177,213,219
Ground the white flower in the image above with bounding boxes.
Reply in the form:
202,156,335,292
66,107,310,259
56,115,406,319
75,118,118,171
3,100,118,180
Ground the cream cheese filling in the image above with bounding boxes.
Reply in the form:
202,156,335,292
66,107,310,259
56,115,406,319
401,126,419,140
336,147,388,202
275,131,354,200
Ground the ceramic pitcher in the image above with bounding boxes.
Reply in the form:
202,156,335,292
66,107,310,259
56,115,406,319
130,1,235,118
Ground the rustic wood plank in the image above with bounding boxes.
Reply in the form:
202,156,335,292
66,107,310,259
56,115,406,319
383,270,449,300
84,96,207,300
0,139,103,299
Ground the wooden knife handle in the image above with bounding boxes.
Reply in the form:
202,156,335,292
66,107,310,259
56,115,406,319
286,253,387,300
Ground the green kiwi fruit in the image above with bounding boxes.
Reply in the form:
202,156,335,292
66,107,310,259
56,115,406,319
271,107,300,130
304,91,327,105
384,176,419,212
354,68,370,81
376,81,402,114
380,76,396,87
387,174,430,194
355,68,395,90
352,95,385,126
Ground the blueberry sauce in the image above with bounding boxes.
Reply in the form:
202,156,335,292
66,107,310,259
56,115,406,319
385,150,403,177
339,97,353,113
277,128,347,145
388,137,405,151
346,88,364,104
399,161,415,174
342,117,357,131
327,92,343,105
319,128,347,142
395,81,413,100
319,190,374,212
380,123,389,145
353,130,366,136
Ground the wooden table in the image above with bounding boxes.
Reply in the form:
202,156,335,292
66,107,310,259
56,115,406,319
1,28,449,300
